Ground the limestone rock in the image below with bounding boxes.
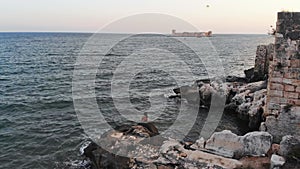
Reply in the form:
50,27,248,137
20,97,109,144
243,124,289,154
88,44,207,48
206,130,272,159
240,131,272,157
206,130,242,158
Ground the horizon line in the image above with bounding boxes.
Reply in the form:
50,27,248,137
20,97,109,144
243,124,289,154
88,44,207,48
0,31,269,35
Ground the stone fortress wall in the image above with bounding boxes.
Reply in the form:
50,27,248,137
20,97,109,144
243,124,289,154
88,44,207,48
266,12,300,115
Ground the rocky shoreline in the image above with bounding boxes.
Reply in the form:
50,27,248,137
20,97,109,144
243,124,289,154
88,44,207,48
77,12,300,169
78,56,299,169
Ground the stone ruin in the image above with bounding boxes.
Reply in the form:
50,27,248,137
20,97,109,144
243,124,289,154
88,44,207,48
266,12,300,113
261,12,300,143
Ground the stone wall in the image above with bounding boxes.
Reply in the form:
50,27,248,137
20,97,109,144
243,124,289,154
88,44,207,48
266,12,300,116
254,44,274,81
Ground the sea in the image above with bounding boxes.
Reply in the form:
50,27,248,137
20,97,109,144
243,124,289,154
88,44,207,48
0,33,274,169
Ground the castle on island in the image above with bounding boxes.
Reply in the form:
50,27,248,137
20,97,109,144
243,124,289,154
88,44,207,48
171,29,212,37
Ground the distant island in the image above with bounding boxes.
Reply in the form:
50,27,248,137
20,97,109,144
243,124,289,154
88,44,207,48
171,29,212,37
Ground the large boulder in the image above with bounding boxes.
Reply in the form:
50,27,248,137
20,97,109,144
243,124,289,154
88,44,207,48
240,131,273,157
205,130,243,158
206,130,272,159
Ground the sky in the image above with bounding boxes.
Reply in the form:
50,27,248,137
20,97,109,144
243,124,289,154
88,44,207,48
1,0,300,34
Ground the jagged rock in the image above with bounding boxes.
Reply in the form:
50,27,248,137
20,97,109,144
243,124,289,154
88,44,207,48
230,86,267,130
206,130,272,159
278,135,300,159
270,154,285,169
247,89,266,130
262,106,300,143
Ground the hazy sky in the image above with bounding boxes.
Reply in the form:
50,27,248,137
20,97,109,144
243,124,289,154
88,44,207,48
1,0,300,34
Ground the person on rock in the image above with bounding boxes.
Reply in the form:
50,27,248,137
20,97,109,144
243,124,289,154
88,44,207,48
141,112,148,122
